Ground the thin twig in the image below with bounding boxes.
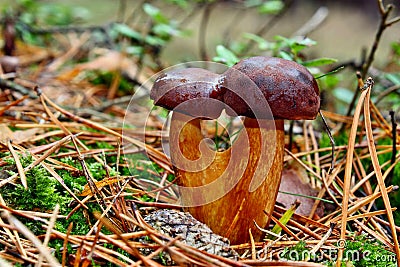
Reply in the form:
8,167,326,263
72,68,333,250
71,135,107,213
198,1,216,60
346,0,400,116
375,84,400,104
319,110,335,173
117,0,127,23
292,6,329,37
0,78,36,98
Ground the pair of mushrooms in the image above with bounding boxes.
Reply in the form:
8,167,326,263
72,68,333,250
150,56,320,244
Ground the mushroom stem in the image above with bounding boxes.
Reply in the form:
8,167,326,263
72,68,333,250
170,112,284,244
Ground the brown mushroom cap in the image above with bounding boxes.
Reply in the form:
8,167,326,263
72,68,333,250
150,68,225,119
222,56,320,120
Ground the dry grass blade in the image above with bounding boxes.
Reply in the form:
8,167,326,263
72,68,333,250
309,223,335,255
353,219,393,249
6,139,27,189
331,185,395,222
62,223,73,267
0,136,89,213
4,213,61,267
284,149,322,180
39,92,171,170
316,167,342,209
37,89,114,174
363,79,400,265
0,195,27,259
336,75,370,267
36,204,59,267
0,134,78,187
51,229,135,266
71,135,107,212
88,177,134,236
0,95,29,116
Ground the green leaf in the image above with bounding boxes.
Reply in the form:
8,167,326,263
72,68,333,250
267,201,299,240
302,57,337,67
274,35,317,54
153,23,182,38
274,35,289,43
391,42,400,56
291,38,316,54
213,45,239,67
113,23,143,41
332,87,354,104
384,73,400,85
164,0,189,8
242,32,271,50
126,46,144,56
143,3,168,24
144,35,166,46
278,50,293,61
258,0,284,14
244,0,262,8
296,37,317,47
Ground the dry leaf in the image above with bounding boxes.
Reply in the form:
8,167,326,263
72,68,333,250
58,50,138,81
0,124,41,144
277,169,324,217
0,124,13,143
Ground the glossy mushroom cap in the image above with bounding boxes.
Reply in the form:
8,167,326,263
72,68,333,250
222,56,320,120
150,68,225,119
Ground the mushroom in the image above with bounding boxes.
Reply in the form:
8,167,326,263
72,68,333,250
150,67,225,119
150,57,320,244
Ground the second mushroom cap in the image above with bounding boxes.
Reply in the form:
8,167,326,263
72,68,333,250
222,56,320,120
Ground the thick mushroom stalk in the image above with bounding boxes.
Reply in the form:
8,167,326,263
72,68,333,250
170,113,284,244
150,58,320,245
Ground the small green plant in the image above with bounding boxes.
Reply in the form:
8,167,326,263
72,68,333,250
3,0,90,45
213,35,337,74
112,2,188,63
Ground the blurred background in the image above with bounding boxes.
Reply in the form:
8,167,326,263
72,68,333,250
0,0,399,115
0,0,399,65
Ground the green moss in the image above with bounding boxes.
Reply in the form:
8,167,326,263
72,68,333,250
279,235,396,266
1,155,69,213
279,240,309,261
336,235,397,267
320,131,349,149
